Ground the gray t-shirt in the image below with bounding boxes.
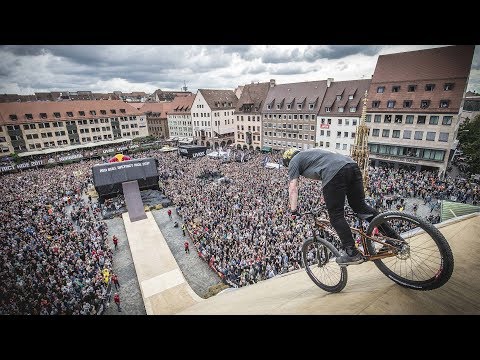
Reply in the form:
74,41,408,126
288,148,356,187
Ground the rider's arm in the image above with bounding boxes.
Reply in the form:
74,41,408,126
288,178,299,212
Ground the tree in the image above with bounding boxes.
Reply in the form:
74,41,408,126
458,114,480,174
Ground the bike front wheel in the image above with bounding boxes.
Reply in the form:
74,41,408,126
301,237,347,293
365,211,454,291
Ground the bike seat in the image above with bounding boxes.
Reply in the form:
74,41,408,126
356,213,373,220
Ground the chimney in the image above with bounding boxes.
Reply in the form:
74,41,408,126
270,79,276,87
327,78,334,88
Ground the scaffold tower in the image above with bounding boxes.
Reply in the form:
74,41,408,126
350,90,370,194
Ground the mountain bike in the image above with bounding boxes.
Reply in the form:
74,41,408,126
299,209,454,293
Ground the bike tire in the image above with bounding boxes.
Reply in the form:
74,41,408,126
365,211,454,291
301,237,348,293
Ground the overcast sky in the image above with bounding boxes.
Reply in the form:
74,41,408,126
0,45,478,95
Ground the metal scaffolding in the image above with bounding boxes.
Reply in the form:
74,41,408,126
350,90,370,193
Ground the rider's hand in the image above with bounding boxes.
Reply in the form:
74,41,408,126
290,209,299,220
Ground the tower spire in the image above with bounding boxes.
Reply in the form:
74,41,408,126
350,90,370,194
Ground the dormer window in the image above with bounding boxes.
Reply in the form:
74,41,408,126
336,95,342,101
309,103,314,110
349,106,356,112
421,100,430,108
25,113,33,119
444,83,454,91
425,84,435,91
440,100,450,108
325,107,331,112
78,111,85,116
297,103,302,110
403,100,412,108
372,101,380,108
9,114,18,121
408,85,416,92
67,112,73,117
392,86,400,92
267,105,271,110
286,104,291,110
120,109,126,113
338,107,344,112
348,95,354,100
276,104,281,110
100,110,107,115
54,112,61,118
40,113,47,119
90,110,96,115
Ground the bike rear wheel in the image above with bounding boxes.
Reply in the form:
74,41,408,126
301,237,347,293
365,211,454,291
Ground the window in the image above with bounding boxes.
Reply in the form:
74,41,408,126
414,131,423,140
425,84,435,91
110,109,116,114
336,95,342,101
444,83,454,91
374,115,381,123
384,115,392,123
286,104,291,110
382,129,390,137
406,115,414,124
326,142,330,148
387,100,395,108
426,132,436,141
311,115,316,120
349,107,356,112
78,111,85,116
392,86,400,92
394,115,403,123
345,119,349,125
408,85,416,92
420,100,430,109
276,104,281,110
429,116,439,125
338,107,344,112
351,132,355,138
338,119,343,125
442,116,452,125
67,112,73,117
377,86,385,93
438,132,449,142
392,130,400,138
337,131,342,137
327,119,331,125
365,115,371,123
9,114,18,121
336,143,340,149
417,116,426,124
325,107,331,112
372,101,380,108
120,109,126,113
100,110,107,115
403,100,412,108
352,120,357,126
440,100,450,108
403,130,412,139
348,94,354,100
344,132,348,137
309,103,314,110
372,129,380,137
342,144,347,150
25,113,33,119
310,125,315,131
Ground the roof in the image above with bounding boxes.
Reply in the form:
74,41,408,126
262,80,328,113
129,102,146,110
371,45,475,83
236,82,270,113
0,100,143,125
141,102,176,118
318,79,371,116
169,94,195,114
198,89,238,110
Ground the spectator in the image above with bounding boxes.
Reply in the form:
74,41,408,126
184,240,190,254
113,292,121,312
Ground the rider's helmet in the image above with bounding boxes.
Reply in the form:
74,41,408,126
282,147,300,167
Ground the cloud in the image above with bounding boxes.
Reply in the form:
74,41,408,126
261,46,302,64
303,45,382,62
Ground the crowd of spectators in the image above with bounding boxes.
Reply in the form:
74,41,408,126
2,146,479,312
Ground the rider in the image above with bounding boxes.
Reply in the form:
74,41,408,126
283,147,398,265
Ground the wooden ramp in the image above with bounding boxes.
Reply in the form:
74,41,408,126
177,213,480,315
122,180,147,222
123,212,203,314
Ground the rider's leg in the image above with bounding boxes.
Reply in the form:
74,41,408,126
345,164,402,242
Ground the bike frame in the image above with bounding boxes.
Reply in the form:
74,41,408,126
312,217,398,261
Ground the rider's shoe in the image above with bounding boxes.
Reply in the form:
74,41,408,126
336,246,364,265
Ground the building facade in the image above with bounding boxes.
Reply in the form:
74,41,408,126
0,100,147,155
192,89,237,148
262,79,327,151
167,95,195,139
366,45,475,172
141,102,174,139
316,78,371,155
460,91,480,125
235,82,270,150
